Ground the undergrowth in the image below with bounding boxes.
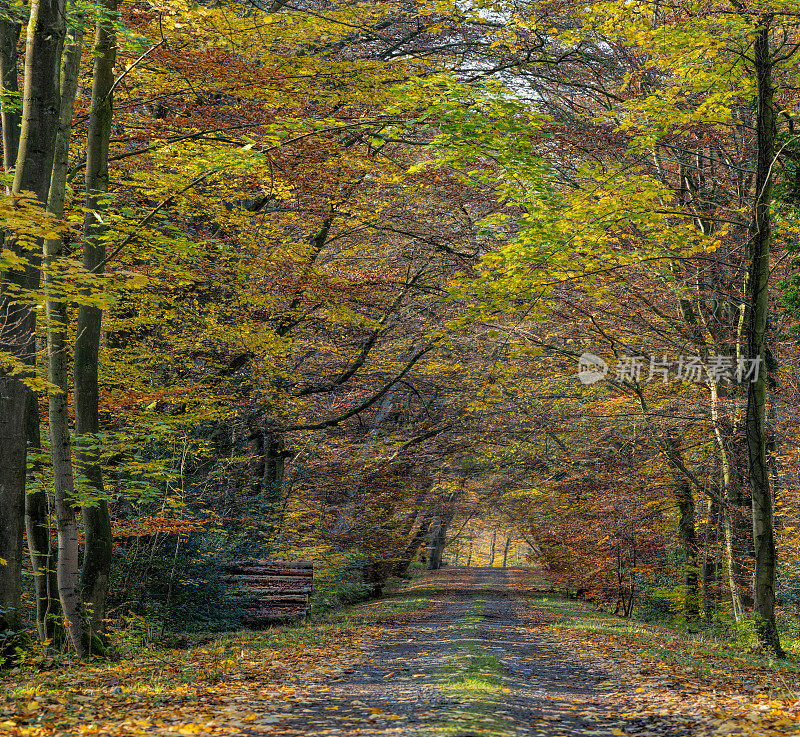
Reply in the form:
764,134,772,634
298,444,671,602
533,595,800,676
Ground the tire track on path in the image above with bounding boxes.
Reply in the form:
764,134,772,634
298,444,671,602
266,567,698,737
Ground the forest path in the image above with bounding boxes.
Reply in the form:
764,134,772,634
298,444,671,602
2,567,793,735
269,566,696,737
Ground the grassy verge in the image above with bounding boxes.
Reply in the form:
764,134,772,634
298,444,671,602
318,591,431,627
532,595,800,685
526,592,800,734
0,584,432,736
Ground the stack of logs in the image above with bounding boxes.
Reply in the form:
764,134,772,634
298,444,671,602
220,560,313,625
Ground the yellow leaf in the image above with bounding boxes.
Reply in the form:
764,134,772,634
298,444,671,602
177,725,202,736
0,558,7,566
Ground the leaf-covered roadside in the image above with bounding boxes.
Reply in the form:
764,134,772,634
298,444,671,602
526,593,800,736
1,631,367,736
0,593,432,736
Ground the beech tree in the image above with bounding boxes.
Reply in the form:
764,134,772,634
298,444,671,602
0,0,66,646
3,0,800,663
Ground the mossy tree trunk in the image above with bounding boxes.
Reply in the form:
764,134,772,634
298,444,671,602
75,0,117,643
745,15,783,657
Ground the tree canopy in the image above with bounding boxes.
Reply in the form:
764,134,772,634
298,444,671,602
1,0,800,666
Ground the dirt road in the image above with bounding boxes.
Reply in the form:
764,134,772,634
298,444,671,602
271,567,698,737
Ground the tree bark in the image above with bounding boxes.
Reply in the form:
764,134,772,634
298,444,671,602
0,2,20,174
708,380,750,620
12,0,64,201
502,534,512,568
387,488,434,578
0,0,66,647
0,13,23,642
25,389,63,644
427,516,451,571
701,495,720,622
45,12,86,657
745,15,783,656
722,476,750,621
0,376,26,645
75,0,117,638
676,479,699,621
261,432,285,539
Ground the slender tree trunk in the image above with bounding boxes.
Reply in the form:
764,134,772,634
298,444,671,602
76,0,117,639
2,3,61,646
702,495,720,622
13,0,63,200
0,3,20,174
0,0,66,648
428,514,453,571
53,466,85,657
708,379,750,620
676,480,699,621
46,13,86,657
426,516,441,570
25,389,63,644
251,427,265,497
722,480,750,620
261,432,285,539
502,535,512,568
0,10,22,645
29,8,83,649
0,376,26,648
746,16,783,657
489,528,497,567
391,513,432,577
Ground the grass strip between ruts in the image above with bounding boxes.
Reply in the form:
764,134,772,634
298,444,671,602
431,595,519,737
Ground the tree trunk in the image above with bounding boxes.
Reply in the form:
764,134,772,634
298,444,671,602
25,389,63,644
722,479,751,620
427,516,451,571
676,480,699,621
0,0,66,649
708,379,750,621
391,514,432,577
251,427,265,498
502,535,512,568
12,0,63,201
75,0,117,639
745,16,783,657
702,496,720,622
0,376,26,648
0,12,23,644
261,432,285,539
53,465,85,657
0,3,20,174
45,11,86,656
488,528,497,567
